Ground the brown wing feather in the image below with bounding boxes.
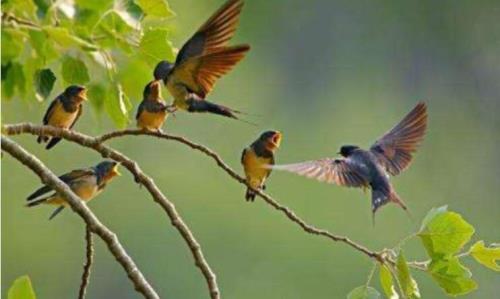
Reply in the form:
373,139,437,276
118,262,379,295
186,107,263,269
271,158,368,188
175,0,245,65
370,102,427,176
172,45,250,97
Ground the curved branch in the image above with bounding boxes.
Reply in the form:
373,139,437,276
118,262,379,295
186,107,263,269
3,124,386,264
2,124,220,299
79,226,94,299
1,136,159,299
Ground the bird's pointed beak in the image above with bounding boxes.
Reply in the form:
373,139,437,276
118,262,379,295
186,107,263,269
271,131,282,148
112,163,122,176
79,88,88,101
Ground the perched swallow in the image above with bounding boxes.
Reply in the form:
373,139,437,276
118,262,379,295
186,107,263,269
136,80,168,132
153,0,250,120
37,85,87,149
241,131,282,201
26,161,121,220
271,102,427,219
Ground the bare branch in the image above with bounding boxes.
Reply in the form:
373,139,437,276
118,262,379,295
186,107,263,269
2,123,220,299
79,226,94,299
1,136,159,299
3,124,386,265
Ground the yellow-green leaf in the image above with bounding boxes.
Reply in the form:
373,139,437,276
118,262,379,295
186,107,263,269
105,83,132,128
2,30,24,61
347,286,381,299
470,241,500,271
418,207,475,257
135,0,175,18
379,265,399,299
396,251,420,299
61,56,90,84
43,26,98,51
428,256,477,296
8,275,36,299
138,28,175,66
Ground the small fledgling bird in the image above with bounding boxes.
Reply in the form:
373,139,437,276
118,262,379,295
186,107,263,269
26,161,121,220
271,102,428,219
37,85,87,149
241,131,282,201
153,0,250,120
136,80,168,132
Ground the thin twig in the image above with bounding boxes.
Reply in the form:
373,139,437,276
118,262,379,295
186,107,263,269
3,124,386,265
1,136,159,299
2,123,220,299
78,226,94,299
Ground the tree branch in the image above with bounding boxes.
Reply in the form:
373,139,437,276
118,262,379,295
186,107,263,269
2,123,220,299
1,136,159,299
3,123,386,265
79,226,94,299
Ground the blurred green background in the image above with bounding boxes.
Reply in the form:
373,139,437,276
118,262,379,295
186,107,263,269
2,0,500,298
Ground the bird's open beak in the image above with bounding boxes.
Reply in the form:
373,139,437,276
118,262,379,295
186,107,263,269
78,88,88,101
271,131,282,148
112,164,122,176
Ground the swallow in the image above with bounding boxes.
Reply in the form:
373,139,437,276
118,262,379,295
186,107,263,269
271,102,428,220
37,85,87,149
26,161,121,220
136,80,168,132
241,131,282,201
153,0,250,120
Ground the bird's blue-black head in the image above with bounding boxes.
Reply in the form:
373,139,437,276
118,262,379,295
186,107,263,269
339,145,360,157
153,60,174,83
94,160,121,183
258,130,283,151
64,85,87,102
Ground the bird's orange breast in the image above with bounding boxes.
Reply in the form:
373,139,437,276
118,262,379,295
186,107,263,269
48,101,79,128
137,110,167,131
242,148,272,189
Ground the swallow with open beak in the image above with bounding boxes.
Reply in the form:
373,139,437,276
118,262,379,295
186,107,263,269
271,102,428,220
37,85,87,149
26,161,121,220
241,131,282,201
136,80,168,132
153,0,250,120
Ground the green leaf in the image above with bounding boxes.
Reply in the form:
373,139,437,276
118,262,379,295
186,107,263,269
29,30,58,62
8,275,36,299
135,0,175,18
138,28,175,66
379,265,399,299
418,207,475,257
105,83,132,128
93,11,136,53
2,62,26,99
3,0,37,19
87,83,106,113
2,30,24,61
396,251,420,299
419,206,448,231
43,26,98,51
428,256,477,296
470,241,500,271
61,56,90,85
347,286,381,299
75,0,113,11
34,69,56,100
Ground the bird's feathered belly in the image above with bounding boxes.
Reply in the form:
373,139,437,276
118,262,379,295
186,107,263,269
243,149,272,188
137,110,167,130
45,181,99,206
167,80,191,110
49,101,79,128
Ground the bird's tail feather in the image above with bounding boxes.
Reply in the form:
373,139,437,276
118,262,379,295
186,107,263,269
26,195,51,207
390,190,413,221
49,206,65,220
187,99,257,125
45,137,62,150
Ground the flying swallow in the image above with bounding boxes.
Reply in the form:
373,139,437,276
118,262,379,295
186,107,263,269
26,161,121,220
153,0,250,120
241,131,282,201
271,102,427,219
37,85,87,149
136,80,168,132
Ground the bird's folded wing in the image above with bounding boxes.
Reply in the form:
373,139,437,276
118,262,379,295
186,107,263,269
271,158,368,187
175,0,245,65
26,169,95,201
42,98,59,125
370,102,427,176
171,45,250,98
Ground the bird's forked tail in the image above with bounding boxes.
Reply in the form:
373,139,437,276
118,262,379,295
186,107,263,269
186,99,257,125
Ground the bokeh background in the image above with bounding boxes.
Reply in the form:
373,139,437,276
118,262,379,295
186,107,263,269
2,0,500,298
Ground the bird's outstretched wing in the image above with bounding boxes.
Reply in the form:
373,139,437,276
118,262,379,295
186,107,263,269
175,0,246,65
271,158,368,187
171,45,250,98
370,102,427,176
26,169,94,201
